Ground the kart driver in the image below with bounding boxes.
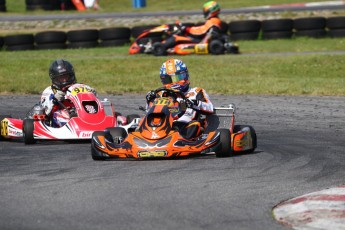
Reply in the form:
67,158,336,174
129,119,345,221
159,1,222,50
40,59,96,127
146,58,214,139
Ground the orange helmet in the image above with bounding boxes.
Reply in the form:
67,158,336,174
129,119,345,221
203,1,220,19
159,59,190,92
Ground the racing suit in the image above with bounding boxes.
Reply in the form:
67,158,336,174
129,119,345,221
162,17,222,49
40,83,96,127
147,87,214,139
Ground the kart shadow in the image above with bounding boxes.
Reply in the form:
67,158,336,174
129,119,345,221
101,150,261,161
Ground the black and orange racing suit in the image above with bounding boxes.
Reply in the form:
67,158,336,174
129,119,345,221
162,17,222,49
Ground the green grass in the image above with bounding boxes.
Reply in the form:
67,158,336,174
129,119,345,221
4,0,336,13
1,37,344,96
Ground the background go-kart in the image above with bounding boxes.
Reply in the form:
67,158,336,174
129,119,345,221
1,0,345,229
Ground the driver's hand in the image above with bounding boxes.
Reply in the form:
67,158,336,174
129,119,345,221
54,90,66,102
185,99,200,109
146,90,156,103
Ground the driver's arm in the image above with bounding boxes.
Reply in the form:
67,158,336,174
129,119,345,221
195,88,214,114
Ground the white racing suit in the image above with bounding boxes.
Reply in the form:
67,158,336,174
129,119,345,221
40,83,96,127
147,86,214,139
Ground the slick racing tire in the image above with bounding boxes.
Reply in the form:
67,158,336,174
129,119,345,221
209,40,225,55
105,127,127,144
215,128,232,158
233,125,257,153
91,131,107,161
23,119,36,144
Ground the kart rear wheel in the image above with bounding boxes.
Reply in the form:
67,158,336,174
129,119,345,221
215,128,232,157
105,127,127,144
233,125,257,153
209,39,225,55
152,42,167,56
23,119,36,144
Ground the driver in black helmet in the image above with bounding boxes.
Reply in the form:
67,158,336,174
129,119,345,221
40,59,96,127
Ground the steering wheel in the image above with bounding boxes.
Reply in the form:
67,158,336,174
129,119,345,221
153,87,186,102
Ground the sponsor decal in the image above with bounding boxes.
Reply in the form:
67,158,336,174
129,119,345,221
151,132,160,139
79,131,93,138
138,150,167,158
85,105,96,114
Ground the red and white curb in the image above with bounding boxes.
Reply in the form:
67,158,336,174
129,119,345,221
273,185,345,230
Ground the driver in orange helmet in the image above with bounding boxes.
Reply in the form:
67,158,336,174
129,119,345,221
160,1,222,49
146,58,214,139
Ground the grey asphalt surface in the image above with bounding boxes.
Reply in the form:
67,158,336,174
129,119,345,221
0,94,344,230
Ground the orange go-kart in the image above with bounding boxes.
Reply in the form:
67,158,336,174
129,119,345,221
129,22,239,56
91,87,256,160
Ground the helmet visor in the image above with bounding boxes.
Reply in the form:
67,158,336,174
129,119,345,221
52,74,74,88
161,72,188,85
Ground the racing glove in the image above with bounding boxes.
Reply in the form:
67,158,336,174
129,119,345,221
146,90,156,103
185,99,201,110
54,90,66,102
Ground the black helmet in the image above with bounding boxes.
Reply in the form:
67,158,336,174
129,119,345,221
49,59,76,90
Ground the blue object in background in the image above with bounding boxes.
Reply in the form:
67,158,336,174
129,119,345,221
133,0,146,8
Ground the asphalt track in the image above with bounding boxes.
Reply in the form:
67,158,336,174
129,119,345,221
0,94,344,230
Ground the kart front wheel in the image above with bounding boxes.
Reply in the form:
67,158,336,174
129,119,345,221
215,128,232,157
91,131,107,161
23,119,36,144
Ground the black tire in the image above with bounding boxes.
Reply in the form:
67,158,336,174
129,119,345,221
105,127,127,144
6,44,35,51
295,29,327,38
67,29,99,42
36,43,66,50
220,21,229,34
262,31,293,40
326,16,345,30
0,5,6,12
233,125,257,153
261,19,293,32
126,114,140,124
228,20,261,33
25,0,46,4
328,29,345,38
34,31,66,44
99,39,130,47
294,17,326,31
4,34,34,46
99,27,131,40
230,32,259,41
91,131,107,161
215,129,232,158
67,41,98,49
23,119,36,144
152,42,167,56
0,36,4,48
0,0,5,5
208,39,224,55
26,4,53,11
